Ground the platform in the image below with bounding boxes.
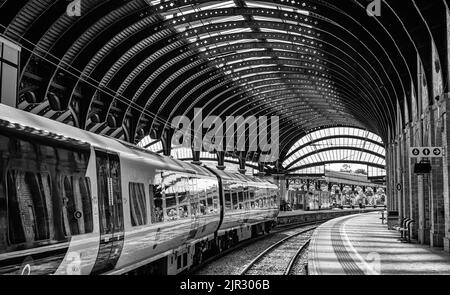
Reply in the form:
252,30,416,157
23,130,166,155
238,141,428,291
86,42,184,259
278,208,381,218
308,212,450,275
277,207,383,228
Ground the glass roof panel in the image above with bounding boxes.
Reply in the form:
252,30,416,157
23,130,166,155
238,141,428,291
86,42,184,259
245,0,310,16
284,127,386,172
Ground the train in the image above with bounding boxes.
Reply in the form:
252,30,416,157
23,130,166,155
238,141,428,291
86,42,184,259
287,189,331,211
0,104,280,275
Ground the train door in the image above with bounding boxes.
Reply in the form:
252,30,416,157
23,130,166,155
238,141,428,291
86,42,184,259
92,150,125,274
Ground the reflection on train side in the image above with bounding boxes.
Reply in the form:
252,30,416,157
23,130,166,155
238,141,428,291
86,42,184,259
0,132,95,275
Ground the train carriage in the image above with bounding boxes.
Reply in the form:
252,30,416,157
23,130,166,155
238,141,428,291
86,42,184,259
0,104,280,275
212,170,279,250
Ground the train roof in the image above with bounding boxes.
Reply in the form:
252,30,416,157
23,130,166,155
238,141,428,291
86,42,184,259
0,104,211,176
213,169,278,188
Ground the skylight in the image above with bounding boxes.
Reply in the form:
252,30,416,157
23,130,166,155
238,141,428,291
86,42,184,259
245,0,310,16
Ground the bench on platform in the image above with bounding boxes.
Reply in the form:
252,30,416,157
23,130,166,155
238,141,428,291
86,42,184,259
394,218,415,243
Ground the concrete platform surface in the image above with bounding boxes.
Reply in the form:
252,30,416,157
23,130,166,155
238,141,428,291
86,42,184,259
309,212,450,275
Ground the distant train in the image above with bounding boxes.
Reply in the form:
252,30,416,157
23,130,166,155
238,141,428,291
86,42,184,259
0,104,280,275
287,190,332,211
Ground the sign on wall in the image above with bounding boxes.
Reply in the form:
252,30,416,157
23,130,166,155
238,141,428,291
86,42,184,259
409,147,444,158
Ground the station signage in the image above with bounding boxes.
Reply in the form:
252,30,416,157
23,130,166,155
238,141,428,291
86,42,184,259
409,147,444,158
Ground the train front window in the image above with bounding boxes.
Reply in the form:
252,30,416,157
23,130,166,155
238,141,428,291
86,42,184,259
129,182,147,227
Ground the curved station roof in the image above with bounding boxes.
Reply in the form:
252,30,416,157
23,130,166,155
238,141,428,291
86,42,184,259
1,0,448,173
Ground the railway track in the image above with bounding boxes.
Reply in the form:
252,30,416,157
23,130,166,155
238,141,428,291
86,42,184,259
240,227,315,275
285,239,311,275
191,222,320,275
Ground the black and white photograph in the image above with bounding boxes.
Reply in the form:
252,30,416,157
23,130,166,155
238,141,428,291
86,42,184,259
0,0,449,289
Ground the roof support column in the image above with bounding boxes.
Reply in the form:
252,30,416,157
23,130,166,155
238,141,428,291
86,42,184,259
402,125,411,222
216,151,226,170
257,162,265,176
443,8,450,253
395,136,403,225
417,58,432,244
192,149,202,165
238,151,247,175
428,46,447,248
273,173,288,206
161,128,173,157
442,94,450,253
409,120,420,241
386,141,398,229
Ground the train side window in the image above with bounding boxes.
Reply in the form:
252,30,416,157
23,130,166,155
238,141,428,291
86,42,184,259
199,199,207,215
188,177,199,217
232,189,238,210
243,187,249,210
165,192,178,221
238,189,244,210
1,132,93,251
79,178,93,232
204,180,216,215
224,184,232,211
272,190,278,208
129,182,147,227
206,192,214,214
62,176,94,236
6,171,51,245
258,188,263,209
177,191,189,219
150,183,164,223
212,184,219,213
249,186,255,209
253,188,260,209
198,184,207,215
